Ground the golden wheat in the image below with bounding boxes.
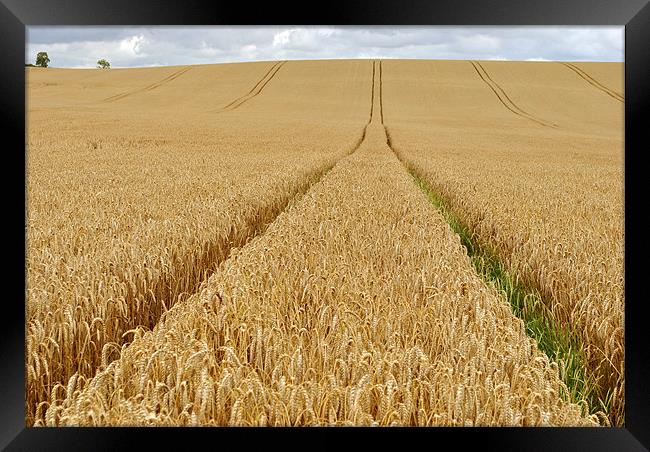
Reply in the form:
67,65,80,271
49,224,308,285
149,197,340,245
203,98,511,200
45,65,598,426
27,59,621,427
381,59,623,424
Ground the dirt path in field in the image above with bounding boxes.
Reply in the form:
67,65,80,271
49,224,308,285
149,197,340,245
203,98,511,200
217,61,287,112
559,62,624,102
100,66,193,103
469,61,558,128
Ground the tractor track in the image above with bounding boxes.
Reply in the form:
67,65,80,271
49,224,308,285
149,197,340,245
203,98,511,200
560,62,624,102
217,61,287,112
220,61,283,109
470,61,558,129
369,60,376,123
379,60,384,124
100,66,192,103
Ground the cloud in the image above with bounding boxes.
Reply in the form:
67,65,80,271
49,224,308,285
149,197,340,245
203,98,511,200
119,35,147,56
272,29,293,47
26,26,623,68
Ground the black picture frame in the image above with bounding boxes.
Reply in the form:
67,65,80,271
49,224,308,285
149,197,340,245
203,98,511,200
2,0,648,450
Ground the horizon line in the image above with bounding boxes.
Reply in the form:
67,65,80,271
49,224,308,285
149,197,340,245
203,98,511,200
24,56,624,69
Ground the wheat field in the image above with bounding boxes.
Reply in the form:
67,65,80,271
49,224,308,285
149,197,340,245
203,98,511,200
26,58,623,426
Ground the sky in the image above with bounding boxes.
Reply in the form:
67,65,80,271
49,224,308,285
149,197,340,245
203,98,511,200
26,26,624,68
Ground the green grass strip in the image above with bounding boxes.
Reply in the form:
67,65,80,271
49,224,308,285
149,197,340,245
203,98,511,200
410,171,609,424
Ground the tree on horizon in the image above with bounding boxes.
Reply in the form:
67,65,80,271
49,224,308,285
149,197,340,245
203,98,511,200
97,59,111,69
35,52,50,68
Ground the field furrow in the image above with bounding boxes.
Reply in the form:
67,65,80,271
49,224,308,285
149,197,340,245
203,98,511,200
560,62,624,102
101,66,193,103
220,61,287,112
470,61,558,128
220,61,283,110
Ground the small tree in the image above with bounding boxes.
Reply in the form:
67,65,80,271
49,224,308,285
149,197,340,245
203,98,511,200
97,59,111,69
35,52,50,68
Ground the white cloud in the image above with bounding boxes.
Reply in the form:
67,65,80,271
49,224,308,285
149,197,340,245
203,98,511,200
272,29,294,47
26,26,624,68
119,35,146,56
